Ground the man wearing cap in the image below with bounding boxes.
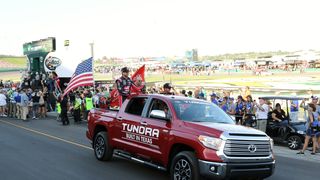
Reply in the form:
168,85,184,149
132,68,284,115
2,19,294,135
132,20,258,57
160,83,176,95
116,67,134,103
210,93,219,106
254,97,269,132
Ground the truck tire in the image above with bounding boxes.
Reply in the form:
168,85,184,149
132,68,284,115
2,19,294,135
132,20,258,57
94,131,113,161
170,151,200,180
287,135,302,150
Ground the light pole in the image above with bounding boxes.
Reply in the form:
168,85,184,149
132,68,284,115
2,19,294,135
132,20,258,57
89,42,95,93
89,42,94,59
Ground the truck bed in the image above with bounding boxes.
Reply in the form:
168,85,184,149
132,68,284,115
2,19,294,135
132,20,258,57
91,108,118,119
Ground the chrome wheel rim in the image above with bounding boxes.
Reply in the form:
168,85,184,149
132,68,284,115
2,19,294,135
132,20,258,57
288,137,298,149
95,136,105,158
174,159,192,180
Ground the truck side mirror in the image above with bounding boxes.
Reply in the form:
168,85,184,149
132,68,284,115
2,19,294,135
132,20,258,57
150,110,170,121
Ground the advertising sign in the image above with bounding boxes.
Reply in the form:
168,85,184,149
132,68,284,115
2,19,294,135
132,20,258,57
44,56,62,70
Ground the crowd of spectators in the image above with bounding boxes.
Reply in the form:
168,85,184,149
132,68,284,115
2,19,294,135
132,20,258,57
93,62,316,78
1,69,319,153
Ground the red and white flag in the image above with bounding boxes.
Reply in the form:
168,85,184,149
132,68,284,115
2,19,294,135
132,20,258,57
130,65,145,95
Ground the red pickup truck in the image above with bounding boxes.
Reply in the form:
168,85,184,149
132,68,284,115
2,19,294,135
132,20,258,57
86,94,275,180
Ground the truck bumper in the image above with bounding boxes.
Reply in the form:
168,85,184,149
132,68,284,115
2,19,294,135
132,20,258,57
198,160,275,179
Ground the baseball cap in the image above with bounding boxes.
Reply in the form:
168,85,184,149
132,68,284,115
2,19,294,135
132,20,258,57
163,83,172,89
210,93,217,97
311,96,318,100
121,67,129,73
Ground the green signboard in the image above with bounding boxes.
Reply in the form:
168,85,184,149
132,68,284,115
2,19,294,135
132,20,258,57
23,37,56,55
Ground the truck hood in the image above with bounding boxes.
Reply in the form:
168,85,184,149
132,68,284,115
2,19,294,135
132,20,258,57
187,122,266,136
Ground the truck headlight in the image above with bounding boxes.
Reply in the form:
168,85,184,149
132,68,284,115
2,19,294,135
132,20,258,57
297,131,305,135
198,135,223,150
269,138,274,151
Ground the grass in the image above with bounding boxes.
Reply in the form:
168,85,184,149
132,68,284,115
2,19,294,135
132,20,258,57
0,73,22,81
226,82,269,87
0,57,26,67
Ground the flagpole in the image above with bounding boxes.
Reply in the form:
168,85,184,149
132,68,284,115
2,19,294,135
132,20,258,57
90,42,96,95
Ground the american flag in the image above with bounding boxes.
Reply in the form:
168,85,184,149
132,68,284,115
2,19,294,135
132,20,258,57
63,57,94,97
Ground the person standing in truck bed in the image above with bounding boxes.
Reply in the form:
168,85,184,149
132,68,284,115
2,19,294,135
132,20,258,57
115,67,134,103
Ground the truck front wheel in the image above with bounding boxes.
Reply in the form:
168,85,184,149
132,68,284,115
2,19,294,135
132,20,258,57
94,131,113,161
170,151,200,180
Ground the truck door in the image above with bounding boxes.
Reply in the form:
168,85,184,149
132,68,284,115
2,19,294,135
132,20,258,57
140,98,172,164
113,97,148,154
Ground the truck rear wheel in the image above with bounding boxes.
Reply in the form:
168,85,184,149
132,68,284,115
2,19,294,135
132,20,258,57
94,131,113,161
170,151,200,180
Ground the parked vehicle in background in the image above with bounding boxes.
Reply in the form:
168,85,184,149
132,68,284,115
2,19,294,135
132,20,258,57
260,96,307,150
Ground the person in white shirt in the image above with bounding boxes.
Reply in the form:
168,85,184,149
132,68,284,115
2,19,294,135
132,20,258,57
0,90,7,117
254,98,269,132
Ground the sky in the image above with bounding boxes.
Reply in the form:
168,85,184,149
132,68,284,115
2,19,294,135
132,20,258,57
1,0,320,58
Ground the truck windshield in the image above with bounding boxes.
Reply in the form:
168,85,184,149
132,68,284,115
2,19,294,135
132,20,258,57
172,100,234,124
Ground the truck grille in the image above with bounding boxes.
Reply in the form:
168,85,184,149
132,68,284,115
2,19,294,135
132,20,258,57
224,140,271,157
